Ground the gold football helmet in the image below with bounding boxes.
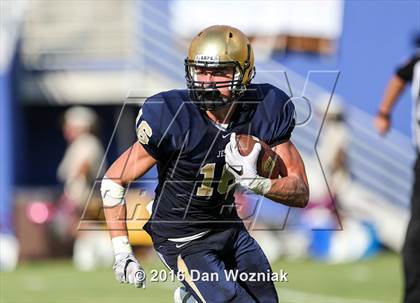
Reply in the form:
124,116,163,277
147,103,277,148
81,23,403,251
185,25,255,111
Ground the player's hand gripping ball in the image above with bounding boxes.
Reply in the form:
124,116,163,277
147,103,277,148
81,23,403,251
235,134,286,178
224,133,285,195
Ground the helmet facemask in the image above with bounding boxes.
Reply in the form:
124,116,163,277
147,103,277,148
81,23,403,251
185,59,250,111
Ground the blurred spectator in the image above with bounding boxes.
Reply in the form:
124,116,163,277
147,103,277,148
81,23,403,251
306,94,350,214
58,106,104,203
56,106,112,271
374,35,420,303
315,94,350,196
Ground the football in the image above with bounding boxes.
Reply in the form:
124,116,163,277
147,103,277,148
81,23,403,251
235,134,286,179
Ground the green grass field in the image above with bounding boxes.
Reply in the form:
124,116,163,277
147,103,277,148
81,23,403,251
1,252,402,303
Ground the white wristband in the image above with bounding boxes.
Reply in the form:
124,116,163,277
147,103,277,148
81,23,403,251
249,177,272,195
112,236,133,255
101,177,126,207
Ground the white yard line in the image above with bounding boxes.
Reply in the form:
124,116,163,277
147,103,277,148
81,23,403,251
278,288,385,303
154,281,386,303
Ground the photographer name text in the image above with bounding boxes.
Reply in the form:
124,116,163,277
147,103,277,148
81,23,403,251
150,269,288,283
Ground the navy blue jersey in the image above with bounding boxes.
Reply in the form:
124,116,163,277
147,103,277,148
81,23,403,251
137,83,295,240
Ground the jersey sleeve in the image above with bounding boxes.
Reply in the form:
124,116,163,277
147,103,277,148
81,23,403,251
396,55,419,82
135,92,187,160
258,85,296,147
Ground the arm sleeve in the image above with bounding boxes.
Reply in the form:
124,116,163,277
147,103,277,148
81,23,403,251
264,87,296,147
396,55,418,82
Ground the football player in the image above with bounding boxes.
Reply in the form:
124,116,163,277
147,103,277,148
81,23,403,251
101,25,309,302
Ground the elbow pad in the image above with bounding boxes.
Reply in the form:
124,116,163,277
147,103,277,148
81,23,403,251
100,177,126,207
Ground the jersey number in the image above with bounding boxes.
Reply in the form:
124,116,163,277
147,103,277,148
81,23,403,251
136,109,153,145
137,121,152,145
196,163,236,197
